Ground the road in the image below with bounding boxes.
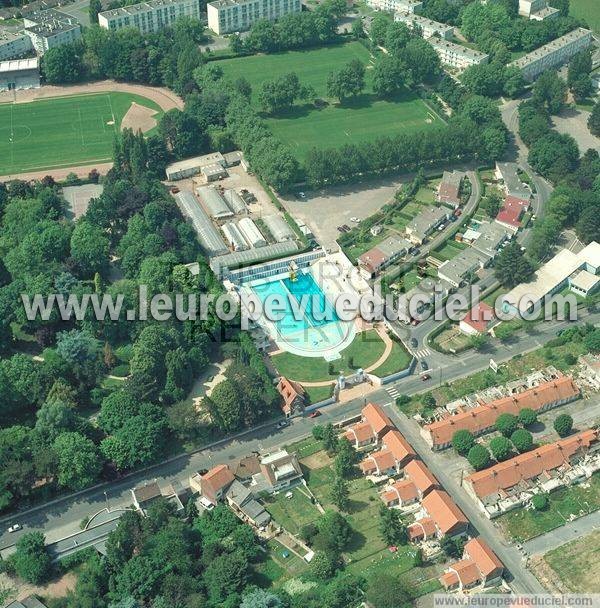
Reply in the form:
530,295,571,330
2,311,599,593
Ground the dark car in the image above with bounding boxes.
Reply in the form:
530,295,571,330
309,410,322,418
421,374,431,381
420,359,429,371
410,338,418,348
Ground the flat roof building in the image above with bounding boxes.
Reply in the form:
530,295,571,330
0,57,40,91
437,170,465,206
394,12,454,40
23,9,81,54
0,31,34,61
358,236,412,278
368,0,423,13
509,27,593,81
519,0,559,20
99,0,201,34
165,152,226,181
495,162,531,200
470,221,511,258
437,247,488,288
207,0,302,35
427,37,489,70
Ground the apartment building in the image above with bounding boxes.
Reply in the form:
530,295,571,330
368,0,423,13
207,0,301,35
99,0,201,34
0,31,33,61
519,0,559,20
509,27,593,81
394,12,454,40
23,9,81,54
427,36,489,70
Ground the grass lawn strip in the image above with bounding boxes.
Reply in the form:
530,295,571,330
370,340,412,377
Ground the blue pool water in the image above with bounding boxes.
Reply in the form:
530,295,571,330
251,272,339,337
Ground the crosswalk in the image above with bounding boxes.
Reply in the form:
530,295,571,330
411,347,431,359
386,385,401,400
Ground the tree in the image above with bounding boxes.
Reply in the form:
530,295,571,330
35,399,78,443
351,17,364,40
469,333,489,351
379,504,407,546
240,589,283,608
89,0,102,23
468,444,491,471
403,37,441,84
482,191,502,218
584,328,600,353
588,101,600,137
511,428,534,453
528,131,580,183
489,436,512,461
53,431,102,490
330,475,350,511
70,220,110,277
310,550,340,581
370,13,390,46
9,532,52,584
203,549,249,605
159,109,205,159
42,44,84,84
372,55,407,98
366,573,411,608
452,429,475,456
532,493,548,510
205,379,244,433
495,413,519,437
327,59,365,103
553,413,573,437
494,241,535,288
568,49,592,91
532,71,567,115
322,423,338,453
518,408,538,428
313,510,353,553
258,72,313,114
576,205,600,245
334,437,357,478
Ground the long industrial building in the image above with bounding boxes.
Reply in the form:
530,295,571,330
173,191,229,257
238,217,267,248
509,27,593,80
222,222,248,251
223,189,247,215
207,0,302,35
99,0,201,34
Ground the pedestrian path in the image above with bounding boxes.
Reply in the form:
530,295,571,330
411,347,431,359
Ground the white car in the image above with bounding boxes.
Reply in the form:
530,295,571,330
8,524,21,533
350,216,360,223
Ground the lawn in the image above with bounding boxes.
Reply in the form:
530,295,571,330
263,487,321,535
432,239,467,262
497,473,600,542
0,92,163,174
217,42,444,161
271,329,387,382
370,340,413,377
570,0,600,32
544,529,600,592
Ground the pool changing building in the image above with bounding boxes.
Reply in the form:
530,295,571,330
0,57,40,91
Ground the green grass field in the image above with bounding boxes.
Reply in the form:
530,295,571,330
217,42,443,161
570,0,600,32
0,92,163,174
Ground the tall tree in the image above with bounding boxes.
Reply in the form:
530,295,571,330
494,241,535,288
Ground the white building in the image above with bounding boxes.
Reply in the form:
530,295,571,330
238,217,267,248
394,12,454,40
0,31,33,61
509,27,593,81
99,0,201,34
207,0,301,35
23,9,81,54
368,0,423,13
427,36,489,69
0,57,40,92
519,0,559,20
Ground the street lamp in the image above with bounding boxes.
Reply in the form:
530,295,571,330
104,491,110,513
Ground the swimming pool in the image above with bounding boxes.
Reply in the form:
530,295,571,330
248,269,355,357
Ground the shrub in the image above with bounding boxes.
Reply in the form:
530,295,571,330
532,494,548,510
554,413,573,438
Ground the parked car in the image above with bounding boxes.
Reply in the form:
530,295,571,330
421,374,431,381
420,359,429,371
8,524,21,533
337,226,344,233
410,338,418,348
170,186,180,194
342,224,351,232
350,216,360,223
276,420,289,429
309,410,322,418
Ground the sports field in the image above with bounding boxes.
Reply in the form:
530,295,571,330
0,92,163,175
217,42,444,160
570,0,600,32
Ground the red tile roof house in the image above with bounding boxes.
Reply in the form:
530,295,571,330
277,376,306,417
437,170,465,208
380,459,439,507
464,429,600,518
495,195,530,232
190,464,235,506
440,537,504,592
360,429,417,477
421,376,580,450
459,302,496,336
343,402,395,450
407,489,469,541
